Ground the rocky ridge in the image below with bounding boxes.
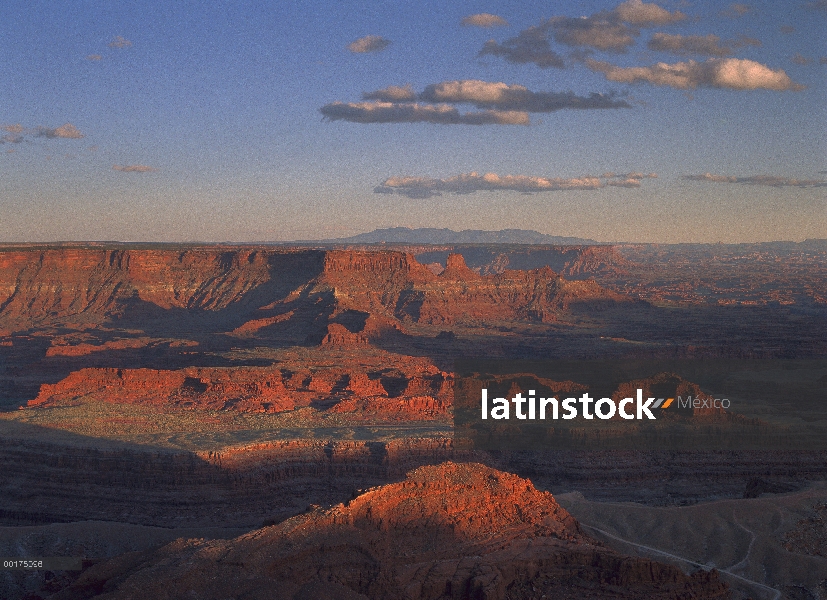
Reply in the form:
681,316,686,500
46,463,729,600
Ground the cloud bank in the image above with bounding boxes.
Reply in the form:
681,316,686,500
462,14,508,28
347,35,391,53
480,0,686,64
684,173,827,187
374,172,657,197
587,57,802,90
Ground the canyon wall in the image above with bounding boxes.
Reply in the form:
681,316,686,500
0,249,325,330
0,247,628,333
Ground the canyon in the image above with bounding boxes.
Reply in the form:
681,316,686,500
1,243,825,599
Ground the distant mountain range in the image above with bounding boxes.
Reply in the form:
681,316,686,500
317,227,600,245
273,228,826,247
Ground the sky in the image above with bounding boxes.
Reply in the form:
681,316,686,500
1,0,825,243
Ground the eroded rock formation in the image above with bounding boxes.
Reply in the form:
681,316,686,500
47,463,729,600
30,357,452,418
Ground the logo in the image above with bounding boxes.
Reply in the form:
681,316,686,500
675,395,730,409
479,389,730,421
452,358,825,452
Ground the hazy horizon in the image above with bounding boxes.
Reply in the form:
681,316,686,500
2,225,825,247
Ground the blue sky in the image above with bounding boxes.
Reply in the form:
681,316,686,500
1,0,825,242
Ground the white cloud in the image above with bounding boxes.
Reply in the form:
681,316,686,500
418,80,631,111
587,57,803,91
462,13,508,27
362,85,417,102
347,35,391,53
420,80,527,104
614,0,686,25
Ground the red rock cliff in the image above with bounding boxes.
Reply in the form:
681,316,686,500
0,248,323,329
0,247,628,332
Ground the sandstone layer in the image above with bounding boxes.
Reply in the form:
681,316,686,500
0,434,460,529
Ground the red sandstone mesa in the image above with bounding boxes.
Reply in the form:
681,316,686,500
49,462,729,600
30,356,453,418
560,245,631,278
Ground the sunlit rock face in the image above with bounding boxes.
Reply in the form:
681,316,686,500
50,462,729,600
